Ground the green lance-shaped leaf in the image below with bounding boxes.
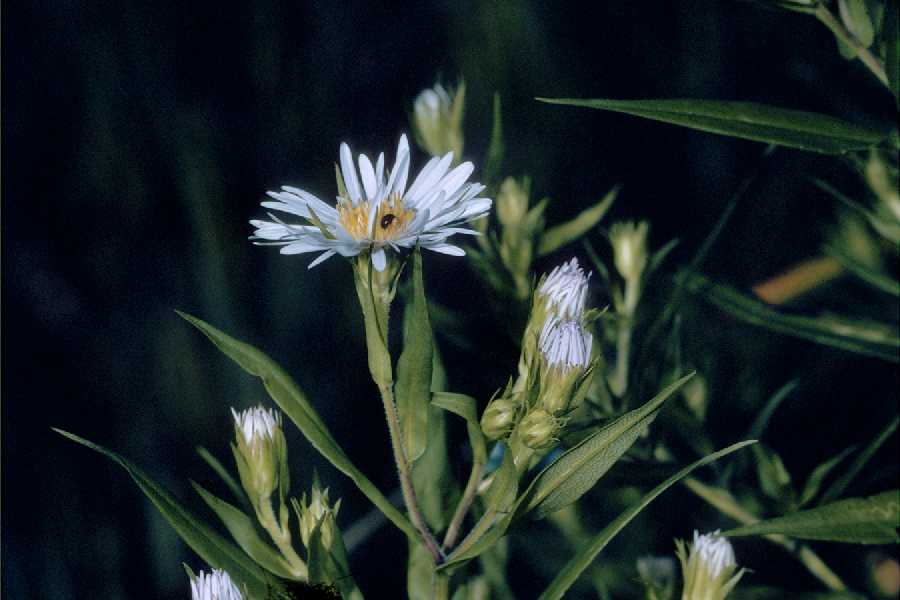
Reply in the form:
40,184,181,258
191,481,300,580
538,440,756,600
885,0,899,106
441,442,518,569
177,311,417,540
518,373,695,520
799,446,857,508
684,273,900,363
395,248,433,463
537,186,619,257
197,446,250,510
412,403,455,532
537,98,888,155
431,392,488,465
826,242,900,297
820,416,900,504
483,93,504,187
53,429,276,599
725,490,900,544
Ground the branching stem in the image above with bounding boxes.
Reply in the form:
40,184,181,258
442,461,484,551
379,384,445,564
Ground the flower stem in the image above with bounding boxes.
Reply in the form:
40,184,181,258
258,498,308,579
815,4,889,88
379,384,445,564
433,571,450,600
442,461,484,551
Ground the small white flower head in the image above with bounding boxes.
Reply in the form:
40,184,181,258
232,406,281,446
609,220,649,284
677,530,745,600
537,258,591,320
251,134,491,271
190,568,244,600
412,82,465,159
539,317,593,372
537,316,594,413
231,406,286,501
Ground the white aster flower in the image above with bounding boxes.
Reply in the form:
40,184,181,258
677,530,745,600
537,258,591,320
539,316,593,372
251,134,491,271
231,406,281,446
190,568,244,600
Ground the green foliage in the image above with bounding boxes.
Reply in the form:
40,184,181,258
684,273,900,362
538,441,756,599
725,490,900,544
517,373,695,520
176,311,418,540
396,248,433,463
537,185,619,256
537,98,889,154
54,429,280,599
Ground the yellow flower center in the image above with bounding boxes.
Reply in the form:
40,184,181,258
337,194,415,242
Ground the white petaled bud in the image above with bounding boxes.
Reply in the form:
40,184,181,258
412,82,465,159
537,258,591,320
537,317,593,414
676,531,745,600
231,406,286,503
190,569,244,600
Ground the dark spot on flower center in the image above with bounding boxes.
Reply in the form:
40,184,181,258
380,214,397,229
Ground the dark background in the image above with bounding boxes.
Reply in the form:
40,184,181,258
3,1,897,598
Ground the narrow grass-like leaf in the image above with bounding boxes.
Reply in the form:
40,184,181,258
177,311,417,540
518,373,695,520
685,274,900,362
747,380,799,439
725,490,900,544
484,93,504,186
431,391,487,464
820,417,899,504
537,186,619,256
197,446,249,509
826,242,900,296
54,429,276,599
191,481,299,580
395,248,433,463
441,443,518,568
885,0,899,106
537,98,887,154
538,440,755,600
799,446,857,507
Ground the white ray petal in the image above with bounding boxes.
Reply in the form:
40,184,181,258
371,247,387,271
340,143,362,203
358,154,377,201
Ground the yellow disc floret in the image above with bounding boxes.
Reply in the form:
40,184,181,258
337,194,416,242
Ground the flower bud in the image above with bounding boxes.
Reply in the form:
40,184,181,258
297,482,341,552
518,408,559,451
231,406,287,503
412,82,465,159
676,531,745,600
496,177,530,229
610,221,649,287
537,317,593,414
190,568,244,600
480,397,519,440
637,556,676,600
515,258,592,393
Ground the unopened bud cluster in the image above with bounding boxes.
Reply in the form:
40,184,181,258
295,481,342,552
481,258,595,459
676,531,745,600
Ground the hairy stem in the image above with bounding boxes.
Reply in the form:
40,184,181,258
379,384,445,564
815,5,889,87
442,461,484,551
